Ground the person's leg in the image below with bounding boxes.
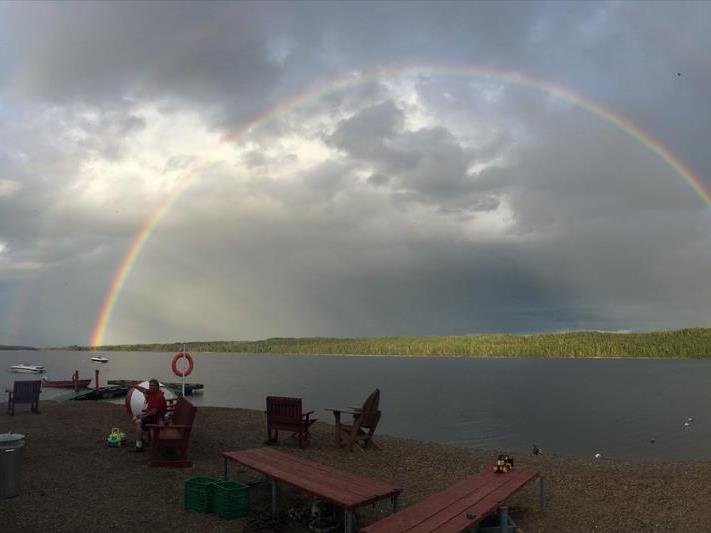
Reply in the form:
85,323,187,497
133,417,145,450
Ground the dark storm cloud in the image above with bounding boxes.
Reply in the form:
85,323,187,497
326,101,506,214
1,1,710,345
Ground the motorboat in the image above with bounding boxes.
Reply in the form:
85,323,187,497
9,363,45,373
90,356,109,363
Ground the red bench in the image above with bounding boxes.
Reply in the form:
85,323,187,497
361,468,543,533
223,447,402,532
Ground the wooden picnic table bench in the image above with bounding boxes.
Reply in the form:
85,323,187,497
360,468,543,533
222,447,402,532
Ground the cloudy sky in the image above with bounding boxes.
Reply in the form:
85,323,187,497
1,1,710,346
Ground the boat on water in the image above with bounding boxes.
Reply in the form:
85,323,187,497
90,356,109,363
42,371,92,388
9,363,45,373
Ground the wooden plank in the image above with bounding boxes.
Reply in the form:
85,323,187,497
361,471,502,533
247,450,379,506
361,469,538,533
408,469,538,533
251,448,398,495
223,448,401,509
263,453,396,504
225,449,397,507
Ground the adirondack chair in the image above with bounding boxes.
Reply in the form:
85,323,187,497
326,388,382,451
145,396,197,467
6,380,42,416
265,396,317,448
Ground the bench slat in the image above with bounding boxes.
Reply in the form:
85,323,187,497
361,468,538,533
223,448,401,509
246,449,388,505
248,448,397,496
361,470,501,532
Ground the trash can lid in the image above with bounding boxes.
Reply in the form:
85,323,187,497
0,433,24,444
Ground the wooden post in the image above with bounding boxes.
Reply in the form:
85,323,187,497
270,478,278,515
540,477,546,511
95,369,99,395
73,370,79,392
182,343,186,397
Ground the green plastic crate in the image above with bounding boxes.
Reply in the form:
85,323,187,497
184,476,218,513
212,480,249,519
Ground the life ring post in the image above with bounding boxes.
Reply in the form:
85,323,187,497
171,350,194,397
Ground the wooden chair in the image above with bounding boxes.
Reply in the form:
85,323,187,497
6,380,42,416
145,396,197,467
265,396,317,448
326,388,382,451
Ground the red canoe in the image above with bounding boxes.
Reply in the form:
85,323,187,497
42,378,92,388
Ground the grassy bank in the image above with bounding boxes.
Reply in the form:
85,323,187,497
61,327,711,358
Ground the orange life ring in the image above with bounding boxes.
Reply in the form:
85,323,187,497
171,351,194,377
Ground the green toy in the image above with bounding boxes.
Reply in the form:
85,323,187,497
106,427,127,447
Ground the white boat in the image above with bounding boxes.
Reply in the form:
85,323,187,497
90,356,109,363
9,363,45,373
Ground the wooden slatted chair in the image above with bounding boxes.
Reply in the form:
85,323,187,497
265,396,317,448
327,388,382,451
6,380,42,416
145,396,197,467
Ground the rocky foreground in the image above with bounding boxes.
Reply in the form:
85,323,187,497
2,401,711,532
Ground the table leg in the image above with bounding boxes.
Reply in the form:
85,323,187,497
539,477,546,511
499,506,510,533
271,478,278,515
392,493,400,513
334,411,341,446
344,509,353,533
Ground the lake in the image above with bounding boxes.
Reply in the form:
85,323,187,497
2,350,710,461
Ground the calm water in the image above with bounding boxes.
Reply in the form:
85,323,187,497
2,350,710,461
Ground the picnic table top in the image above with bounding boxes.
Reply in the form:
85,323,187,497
360,467,539,533
222,447,402,510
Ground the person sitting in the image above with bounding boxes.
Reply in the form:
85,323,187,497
129,378,167,452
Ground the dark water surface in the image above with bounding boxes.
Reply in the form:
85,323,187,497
2,350,710,461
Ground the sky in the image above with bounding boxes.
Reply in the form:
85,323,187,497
1,1,710,347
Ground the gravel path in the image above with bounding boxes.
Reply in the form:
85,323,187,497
2,400,710,532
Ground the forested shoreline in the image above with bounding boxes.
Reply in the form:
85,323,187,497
56,327,711,358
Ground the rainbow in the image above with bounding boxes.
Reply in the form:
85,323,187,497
88,64,710,348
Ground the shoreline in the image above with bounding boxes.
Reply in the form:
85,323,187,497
3,401,711,532
38,348,711,360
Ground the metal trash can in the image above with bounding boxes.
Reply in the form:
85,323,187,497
0,433,25,498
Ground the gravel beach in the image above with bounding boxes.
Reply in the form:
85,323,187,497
2,400,711,532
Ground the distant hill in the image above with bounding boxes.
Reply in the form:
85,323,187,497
0,345,38,350
54,327,711,358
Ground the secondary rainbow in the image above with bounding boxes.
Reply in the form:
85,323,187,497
89,64,710,348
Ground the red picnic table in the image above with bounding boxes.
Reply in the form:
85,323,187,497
361,467,543,533
222,447,402,532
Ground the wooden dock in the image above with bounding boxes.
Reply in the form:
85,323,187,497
53,379,203,401
54,385,129,401
106,380,204,395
